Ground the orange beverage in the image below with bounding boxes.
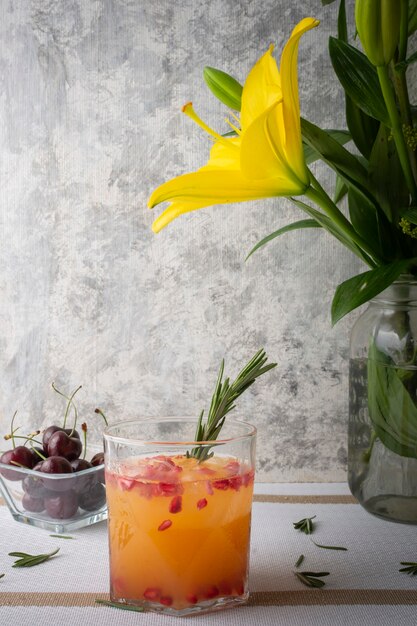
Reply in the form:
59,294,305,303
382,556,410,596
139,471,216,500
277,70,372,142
104,418,256,615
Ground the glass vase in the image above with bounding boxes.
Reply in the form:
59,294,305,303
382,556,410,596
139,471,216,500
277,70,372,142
349,276,417,523
104,417,256,615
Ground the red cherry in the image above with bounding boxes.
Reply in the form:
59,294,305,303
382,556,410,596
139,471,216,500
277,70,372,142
37,456,74,492
22,492,45,512
44,490,78,519
42,426,80,454
0,446,35,481
47,431,82,461
71,458,95,492
78,482,106,511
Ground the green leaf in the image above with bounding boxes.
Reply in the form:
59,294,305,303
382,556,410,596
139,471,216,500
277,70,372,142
295,554,305,568
301,118,369,190
401,208,417,224
291,198,375,267
347,186,384,257
331,260,414,324
321,0,337,4
334,174,348,204
337,0,348,42
329,38,390,126
368,342,417,458
203,67,243,111
246,219,321,260
347,184,394,263
368,124,409,224
345,98,380,160
303,129,351,165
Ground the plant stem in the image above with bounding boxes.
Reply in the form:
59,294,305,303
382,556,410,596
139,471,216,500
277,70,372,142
391,2,417,189
377,65,417,203
305,179,383,265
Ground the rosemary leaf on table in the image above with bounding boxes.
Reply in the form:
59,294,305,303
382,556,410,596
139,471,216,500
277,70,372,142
295,554,305,568
49,535,75,540
188,349,276,461
95,599,144,612
311,539,348,551
9,548,60,567
293,515,316,534
294,571,329,588
0,574,4,579
399,562,417,575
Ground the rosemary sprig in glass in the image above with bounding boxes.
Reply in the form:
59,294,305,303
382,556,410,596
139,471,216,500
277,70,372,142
188,349,276,461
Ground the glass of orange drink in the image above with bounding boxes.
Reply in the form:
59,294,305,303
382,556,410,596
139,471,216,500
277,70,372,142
104,417,256,615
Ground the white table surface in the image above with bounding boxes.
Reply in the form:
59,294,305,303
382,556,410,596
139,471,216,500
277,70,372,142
1,483,417,626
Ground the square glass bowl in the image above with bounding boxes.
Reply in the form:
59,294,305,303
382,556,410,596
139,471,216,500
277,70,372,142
0,452,107,532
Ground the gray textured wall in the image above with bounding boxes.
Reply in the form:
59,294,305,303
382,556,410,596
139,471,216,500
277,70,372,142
0,0,362,481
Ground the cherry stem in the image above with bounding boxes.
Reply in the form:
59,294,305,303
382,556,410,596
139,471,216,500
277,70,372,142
81,423,88,460
9,411,18,449
30,444,46,461
94,408,108,427
51,383,82,432
5,434,43,446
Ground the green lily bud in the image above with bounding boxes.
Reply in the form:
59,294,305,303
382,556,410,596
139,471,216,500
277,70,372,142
203,66,243,111
355,0,401,66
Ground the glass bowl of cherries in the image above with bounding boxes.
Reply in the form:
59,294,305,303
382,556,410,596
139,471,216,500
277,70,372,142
0,385,107,532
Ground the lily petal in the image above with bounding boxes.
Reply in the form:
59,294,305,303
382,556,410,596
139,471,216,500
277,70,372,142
280,17,320,181
240,46,282,131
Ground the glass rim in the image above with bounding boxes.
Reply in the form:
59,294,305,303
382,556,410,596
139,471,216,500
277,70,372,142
103,416,256,447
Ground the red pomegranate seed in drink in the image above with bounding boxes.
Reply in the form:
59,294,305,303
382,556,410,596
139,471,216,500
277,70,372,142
158,519,172,531
204,585,219,599
144,587,161,600
118,477,136,491
213,478,230,490
169,495,182,513
235,582,245,595
206,480,214,495
160,595,173,606
186,593,198,605
229,475,243,490
197,498,207,510
242,470,254,486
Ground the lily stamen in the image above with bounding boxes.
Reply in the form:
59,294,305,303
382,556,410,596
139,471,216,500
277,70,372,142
182,102,238,150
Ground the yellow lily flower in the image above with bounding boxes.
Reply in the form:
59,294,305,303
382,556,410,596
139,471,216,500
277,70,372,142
148,17,319,233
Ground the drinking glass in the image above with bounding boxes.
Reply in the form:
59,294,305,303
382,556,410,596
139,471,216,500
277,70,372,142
104,417,256,615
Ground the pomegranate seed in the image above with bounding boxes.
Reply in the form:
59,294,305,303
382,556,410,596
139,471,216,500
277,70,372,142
118,477,136,491
169,495,182,514
160,595,173,606
225,461,240,474
206,481,214,495
204,585,219,599
229,476,243,491
235,582,245,595
156,482,183,496
242,470,254,487
197,498,207,510
144,587,161,600
213,479,230,490
186,594,198,605
196,465,216,475
158,519,172,531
